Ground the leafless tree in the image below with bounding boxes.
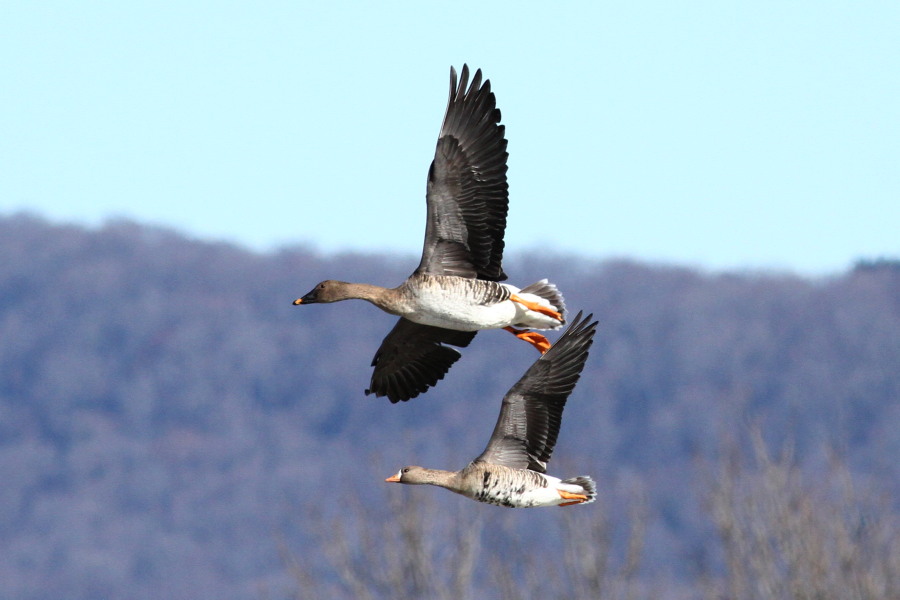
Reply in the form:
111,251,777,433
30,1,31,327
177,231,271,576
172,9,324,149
705,428,900,600
283,483,646,599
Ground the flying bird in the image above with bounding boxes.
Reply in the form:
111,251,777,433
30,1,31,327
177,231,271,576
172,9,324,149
294,65,566,403
385,312,597,508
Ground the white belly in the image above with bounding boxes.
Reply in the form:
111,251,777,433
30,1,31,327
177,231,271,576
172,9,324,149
399,278,562,332
512,475,571,508
410,294,519,331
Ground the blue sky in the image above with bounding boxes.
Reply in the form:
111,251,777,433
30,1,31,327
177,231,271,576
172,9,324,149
2,2,898,274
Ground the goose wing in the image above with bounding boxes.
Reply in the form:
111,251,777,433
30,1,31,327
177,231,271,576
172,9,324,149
366,318,477,403
415,64,509,281
473,312,597,472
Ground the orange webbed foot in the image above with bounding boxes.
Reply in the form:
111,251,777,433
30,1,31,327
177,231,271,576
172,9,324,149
557,490,589,506
509,294,564,322
504,327,551,354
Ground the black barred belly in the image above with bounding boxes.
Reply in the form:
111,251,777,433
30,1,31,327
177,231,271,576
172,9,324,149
473,469,546,508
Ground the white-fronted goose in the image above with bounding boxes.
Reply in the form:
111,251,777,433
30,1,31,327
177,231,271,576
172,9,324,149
294,65,566,403
385,312,597,508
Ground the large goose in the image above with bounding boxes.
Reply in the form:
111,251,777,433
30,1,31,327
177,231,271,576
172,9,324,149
385,312,597,508
294,65,566,403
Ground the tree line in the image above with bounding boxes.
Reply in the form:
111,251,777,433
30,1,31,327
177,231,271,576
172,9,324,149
1,213,897,599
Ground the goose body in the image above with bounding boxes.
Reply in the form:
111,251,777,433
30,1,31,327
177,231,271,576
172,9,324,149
387,463,596,509
408,291,557,331
386,312,598,508
301,274,563,331
402,276,564,331
294,65,567,403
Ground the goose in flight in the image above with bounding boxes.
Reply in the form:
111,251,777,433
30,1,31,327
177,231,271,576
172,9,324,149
294,65,566,403
385,312,597,508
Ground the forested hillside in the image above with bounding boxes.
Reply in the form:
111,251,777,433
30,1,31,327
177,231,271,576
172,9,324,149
1,214,898,599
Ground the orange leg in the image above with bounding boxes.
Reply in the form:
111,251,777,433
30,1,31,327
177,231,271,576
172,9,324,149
557,490,589,506
509,294,564,322
504,327,551,354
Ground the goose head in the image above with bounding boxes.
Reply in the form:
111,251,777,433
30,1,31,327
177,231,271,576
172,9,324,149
293,280,355,305
385,466,438,485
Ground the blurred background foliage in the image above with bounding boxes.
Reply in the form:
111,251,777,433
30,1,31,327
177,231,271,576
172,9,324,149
1,214,898,599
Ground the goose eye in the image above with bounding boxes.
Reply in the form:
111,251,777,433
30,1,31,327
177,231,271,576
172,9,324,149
403,467,410,473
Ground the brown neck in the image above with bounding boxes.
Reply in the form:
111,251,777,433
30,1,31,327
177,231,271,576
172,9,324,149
333,282,402,313
407,468,464,492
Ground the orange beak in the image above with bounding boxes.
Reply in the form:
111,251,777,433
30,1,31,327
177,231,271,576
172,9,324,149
292,298,303,305
385,474,401,482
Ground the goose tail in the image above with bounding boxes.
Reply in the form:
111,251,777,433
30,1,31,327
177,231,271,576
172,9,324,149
561,475,597,505
519,279,566,323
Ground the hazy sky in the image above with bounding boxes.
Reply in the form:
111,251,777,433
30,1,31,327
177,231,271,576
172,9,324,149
3,2,898,274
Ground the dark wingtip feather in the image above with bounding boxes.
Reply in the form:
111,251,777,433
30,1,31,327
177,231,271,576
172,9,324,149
448,65,458,101
546,311,597,358
457,64,470,99
468,68,483,97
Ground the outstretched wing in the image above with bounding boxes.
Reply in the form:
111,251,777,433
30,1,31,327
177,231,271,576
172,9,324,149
473,312,597,472
415,64,509,281
366,318,477,403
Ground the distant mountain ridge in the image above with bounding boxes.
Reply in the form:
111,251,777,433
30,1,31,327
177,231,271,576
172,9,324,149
1,213,897,599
